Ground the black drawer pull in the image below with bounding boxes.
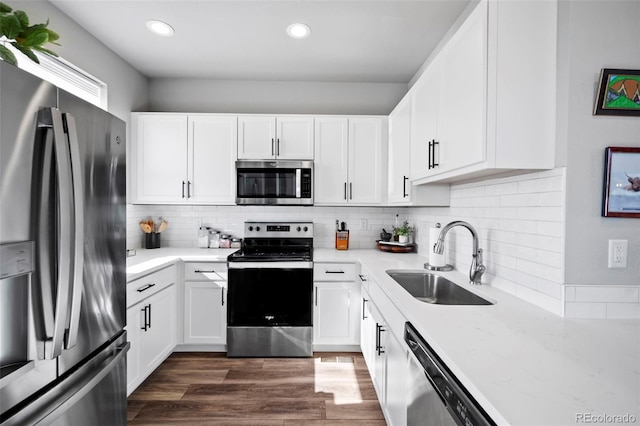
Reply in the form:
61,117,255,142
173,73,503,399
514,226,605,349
194,270,216,273
325,270,345,274
137,283,156,293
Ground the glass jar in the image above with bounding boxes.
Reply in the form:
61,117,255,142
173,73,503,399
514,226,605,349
219,234,231,248
198,227,209,248
208,230,220,248
230,238,242,249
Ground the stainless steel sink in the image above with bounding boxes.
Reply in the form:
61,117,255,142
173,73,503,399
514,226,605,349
386,270,494,305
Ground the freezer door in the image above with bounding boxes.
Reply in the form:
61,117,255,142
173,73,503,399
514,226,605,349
1,332,129,426
0,62,59,418
56,91,127,375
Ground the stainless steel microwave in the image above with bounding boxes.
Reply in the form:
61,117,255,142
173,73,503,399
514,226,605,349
236,160,313,205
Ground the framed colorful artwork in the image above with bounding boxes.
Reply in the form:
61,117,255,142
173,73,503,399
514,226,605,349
593,69,640,116
602,147,640,218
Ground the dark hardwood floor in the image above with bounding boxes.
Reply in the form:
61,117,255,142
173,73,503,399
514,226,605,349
127,352,386,425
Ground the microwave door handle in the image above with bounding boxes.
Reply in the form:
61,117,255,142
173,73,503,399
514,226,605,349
37,108,74,359
296,169,301,198
62,113,84,350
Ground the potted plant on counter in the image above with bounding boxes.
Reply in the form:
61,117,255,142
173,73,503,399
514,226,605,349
393,220,415,244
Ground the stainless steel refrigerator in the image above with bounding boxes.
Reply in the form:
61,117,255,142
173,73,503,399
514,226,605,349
0,61,128,425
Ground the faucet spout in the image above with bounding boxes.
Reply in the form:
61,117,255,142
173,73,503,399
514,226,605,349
433,221,485,284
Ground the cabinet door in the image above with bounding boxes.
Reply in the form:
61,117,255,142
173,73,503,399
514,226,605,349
183,281,226,344
349,117,383,204
371,303,387,406
314,117,349,205
360,288,376,376
388,96,412,204
237,116,276,159
410,62,441,180
276,116,314,160
385,331,409,426
140,285,176,373
313,281,360,346
134,114,188,203
437,2,486,172
188,115,237,204
125,305,142,396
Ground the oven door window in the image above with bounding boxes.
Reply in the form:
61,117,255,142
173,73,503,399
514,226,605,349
228,268,312,326
237,168,297,199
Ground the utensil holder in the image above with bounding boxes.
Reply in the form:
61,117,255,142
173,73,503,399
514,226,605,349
144,233,161,249
335,230,349,250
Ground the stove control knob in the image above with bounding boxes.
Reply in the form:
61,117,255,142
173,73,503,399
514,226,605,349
248,226,254,231
296,226,301,232
303,226,308,232
256,226,261,232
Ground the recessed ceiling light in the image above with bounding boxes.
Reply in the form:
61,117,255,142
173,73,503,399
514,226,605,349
287,23,311,39
146,20,175,37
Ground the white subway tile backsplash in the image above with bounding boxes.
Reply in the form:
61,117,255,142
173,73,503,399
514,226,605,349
127,167,638,319
564,302,607,319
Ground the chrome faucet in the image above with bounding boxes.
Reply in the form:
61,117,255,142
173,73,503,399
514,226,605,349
433,221,486,284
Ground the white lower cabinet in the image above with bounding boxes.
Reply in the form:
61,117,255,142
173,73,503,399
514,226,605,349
313,262,360,349
359,267,409,426
183,262,228,345
126,268,177,396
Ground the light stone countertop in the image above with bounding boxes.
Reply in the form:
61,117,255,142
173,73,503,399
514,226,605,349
127,247,640,425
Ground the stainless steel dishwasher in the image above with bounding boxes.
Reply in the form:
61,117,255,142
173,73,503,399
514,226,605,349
405,322,495,426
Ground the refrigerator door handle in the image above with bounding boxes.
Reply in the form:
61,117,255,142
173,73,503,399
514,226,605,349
63,113,84,350
37,108,74,360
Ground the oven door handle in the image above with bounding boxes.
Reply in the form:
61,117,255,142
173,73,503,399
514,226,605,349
228,261,313,269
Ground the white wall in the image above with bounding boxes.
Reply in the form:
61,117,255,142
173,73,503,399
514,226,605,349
148,78,406,115
558,0,640,318
15,1,149,121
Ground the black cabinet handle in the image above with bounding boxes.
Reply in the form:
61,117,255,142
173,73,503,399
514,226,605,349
376,323,386,355
277,138,280,156
194,270,216,273
325,270,345,274
344,182,347,200
187,181,192,198
358,274,367,282
221,288,225,306
315,287,318,306
428,140,432,169
271,138,275,156
147,304,152,329
181,181,186,198
136,283,156,293
403,176,409,198
432,140,439,168
362,298,368,320
349,183,353,200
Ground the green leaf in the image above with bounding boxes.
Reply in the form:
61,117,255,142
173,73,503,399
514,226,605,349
47,29,60,44
14,10,28,28
32,45,58,57
0,13,21,39
22,28,48,47
11,41,39,63
0,2,13,14
0,44,17,65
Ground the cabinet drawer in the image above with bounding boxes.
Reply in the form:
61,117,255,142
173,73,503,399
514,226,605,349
184,262,227,281
127,264,177,308
313,263,357,281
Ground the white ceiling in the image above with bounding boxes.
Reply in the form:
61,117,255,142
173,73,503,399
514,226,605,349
50,0,471,84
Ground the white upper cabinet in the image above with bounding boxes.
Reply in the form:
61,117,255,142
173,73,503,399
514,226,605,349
390,95,450,206
410,0,557,184
132,113,237,205
237,115,314,160
315,116,386,205
133,114,188,204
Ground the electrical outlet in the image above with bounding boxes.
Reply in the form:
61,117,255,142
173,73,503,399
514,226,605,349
360,219,368,230
608,239,628,268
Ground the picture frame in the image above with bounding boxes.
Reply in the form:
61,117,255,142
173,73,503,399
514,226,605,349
602,147,640,218
593,69,640,116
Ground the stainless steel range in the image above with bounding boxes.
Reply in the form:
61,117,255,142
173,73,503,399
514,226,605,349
227,221,313,357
